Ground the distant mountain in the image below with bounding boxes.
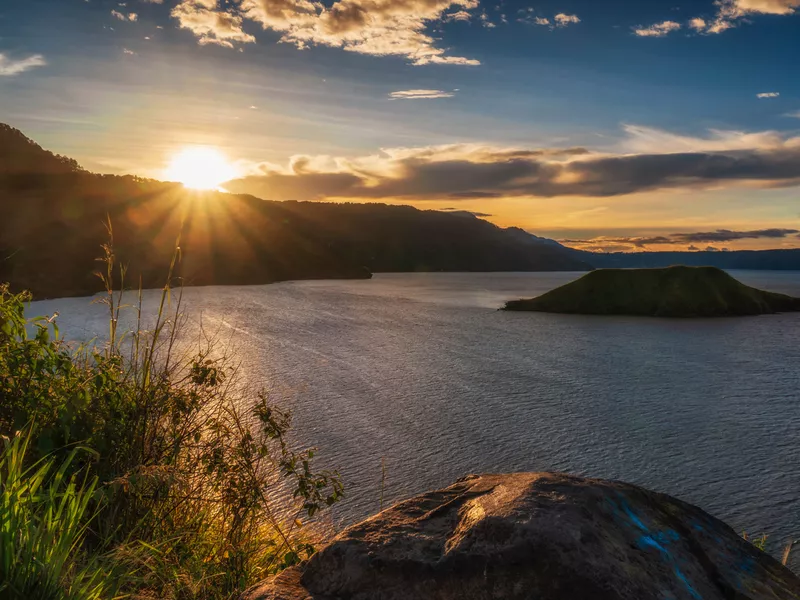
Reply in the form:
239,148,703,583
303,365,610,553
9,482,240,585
505,228,800,271
575,249,800,271
0,125,590,298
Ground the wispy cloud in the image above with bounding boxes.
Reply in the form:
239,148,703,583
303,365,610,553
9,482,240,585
223,126,800,202
519,9,580,28
440,208,493,217
617,123,786,153
0,53,46,76
757,92,780,98
633,21,682,37
444,10,472,22
389,89,455,99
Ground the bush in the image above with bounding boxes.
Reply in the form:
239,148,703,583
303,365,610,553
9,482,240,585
0,227,343,599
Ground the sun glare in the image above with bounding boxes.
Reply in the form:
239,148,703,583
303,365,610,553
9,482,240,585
164,147,237,190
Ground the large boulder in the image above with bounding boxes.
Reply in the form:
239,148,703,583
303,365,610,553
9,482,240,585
243,473,800,600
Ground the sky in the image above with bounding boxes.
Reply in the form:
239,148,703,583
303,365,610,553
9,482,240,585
2,0,800,252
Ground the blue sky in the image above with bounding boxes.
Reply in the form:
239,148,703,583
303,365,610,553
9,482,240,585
2,0,800,250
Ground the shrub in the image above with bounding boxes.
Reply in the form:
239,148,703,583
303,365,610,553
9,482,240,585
0,226,343,598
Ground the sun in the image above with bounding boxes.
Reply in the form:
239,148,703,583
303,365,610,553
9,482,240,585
164,147,237,190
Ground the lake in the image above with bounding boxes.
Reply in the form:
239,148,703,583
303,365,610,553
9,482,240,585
30,271,800,562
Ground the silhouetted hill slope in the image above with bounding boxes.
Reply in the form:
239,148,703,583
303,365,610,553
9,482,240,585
0,125,590,298
504,266,800,317
0,123,83,175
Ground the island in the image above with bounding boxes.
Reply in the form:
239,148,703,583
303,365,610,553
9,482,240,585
503,266,800,317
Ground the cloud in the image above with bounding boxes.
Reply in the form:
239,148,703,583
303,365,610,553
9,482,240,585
440,208,493,217
618,124,788,153
553,13,580,26
444,10,471,22
688,17,707,30
731,0,800,14
479,12,496,28
673,228,800,242
0,53,46,76
222,126,800,202
633,20,682,37
172,0,256,48
519,10,579,28
123,48,136,54
112,10,138,20
197,0,483,65
757,92,780,98
141,0,163,3
389,89,455,99
787,110,800,118
694,0,800,34
562,229,800,249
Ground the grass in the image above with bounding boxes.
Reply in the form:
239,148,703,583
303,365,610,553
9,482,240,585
0,432,117,600
0,221,343,599
504,265,800,317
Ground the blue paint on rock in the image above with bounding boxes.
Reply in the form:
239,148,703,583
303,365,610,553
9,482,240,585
674,567,703,600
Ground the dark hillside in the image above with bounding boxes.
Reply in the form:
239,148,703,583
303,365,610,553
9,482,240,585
0,125,590,298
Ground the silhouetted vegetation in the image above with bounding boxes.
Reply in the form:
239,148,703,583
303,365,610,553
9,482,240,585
0,124,589,299
0,233,343,598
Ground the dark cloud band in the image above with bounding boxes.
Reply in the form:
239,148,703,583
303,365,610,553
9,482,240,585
225,142,800,201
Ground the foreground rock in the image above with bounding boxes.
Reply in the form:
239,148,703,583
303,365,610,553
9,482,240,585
243,473,800,600
503,265,800,317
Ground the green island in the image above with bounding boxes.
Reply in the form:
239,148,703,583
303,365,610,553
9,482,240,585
503,265,800,317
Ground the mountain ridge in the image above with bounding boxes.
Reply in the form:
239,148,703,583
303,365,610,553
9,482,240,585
0,124,591,298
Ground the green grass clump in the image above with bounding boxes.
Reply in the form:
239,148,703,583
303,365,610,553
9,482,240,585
0,224,343,599
504,265,800,317
0,432,118,600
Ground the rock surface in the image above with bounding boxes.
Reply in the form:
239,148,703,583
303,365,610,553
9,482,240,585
243,473,800,600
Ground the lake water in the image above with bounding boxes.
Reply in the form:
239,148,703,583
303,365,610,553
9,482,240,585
30,271,800,562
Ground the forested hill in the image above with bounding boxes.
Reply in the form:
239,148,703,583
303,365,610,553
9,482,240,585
0,124,590,299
